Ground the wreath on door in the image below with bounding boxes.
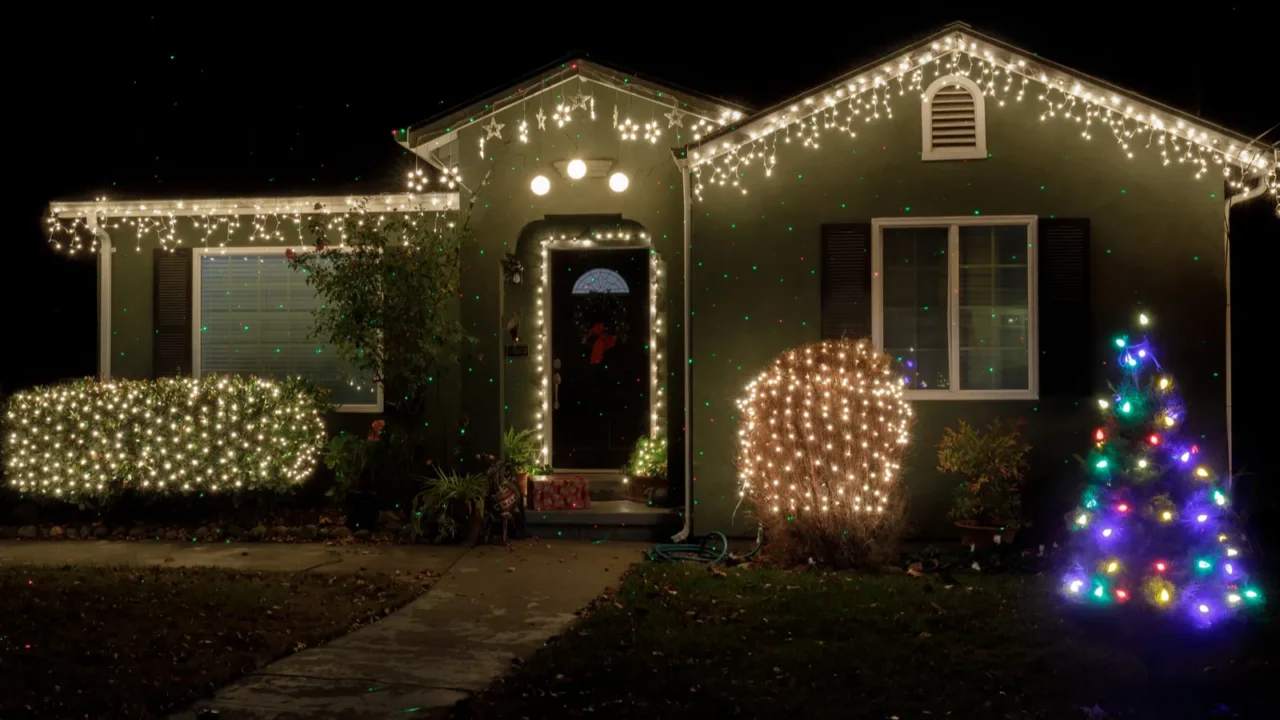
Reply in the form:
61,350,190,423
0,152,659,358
572,292,630,364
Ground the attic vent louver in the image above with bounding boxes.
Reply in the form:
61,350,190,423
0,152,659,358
922,75,987,161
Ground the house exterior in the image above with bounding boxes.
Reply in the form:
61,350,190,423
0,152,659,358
45,24,1276,539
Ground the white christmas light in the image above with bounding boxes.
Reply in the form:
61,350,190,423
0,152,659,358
609,172,630,193
566,159,587,180
531,175,551,196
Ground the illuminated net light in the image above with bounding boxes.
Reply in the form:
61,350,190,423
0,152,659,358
737,338,913,567
3,375,328,501
1195,466,1210,478
1097,399,1110,410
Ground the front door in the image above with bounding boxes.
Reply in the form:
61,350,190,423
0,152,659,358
550,248,649,469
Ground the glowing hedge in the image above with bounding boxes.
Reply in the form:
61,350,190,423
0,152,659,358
4,376,328,500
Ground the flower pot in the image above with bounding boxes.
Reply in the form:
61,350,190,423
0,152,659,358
628,475,667,504
955,521,1017,549
344,491,379,531
462,506,486,546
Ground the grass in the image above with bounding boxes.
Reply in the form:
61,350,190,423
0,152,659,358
0,565,422,719
457,562,1275,719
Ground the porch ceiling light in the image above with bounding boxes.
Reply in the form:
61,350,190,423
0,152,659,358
566,159,587,180
531,175,551,196
609,172,629,193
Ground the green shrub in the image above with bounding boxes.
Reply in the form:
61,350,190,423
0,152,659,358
937,418,1032,528
3,376,329,502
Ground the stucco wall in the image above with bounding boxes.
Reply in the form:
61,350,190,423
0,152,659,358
688,95,1227,538
448,88,689,482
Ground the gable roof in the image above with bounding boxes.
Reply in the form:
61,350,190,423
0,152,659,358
400,57,749,159
684,23,1274,179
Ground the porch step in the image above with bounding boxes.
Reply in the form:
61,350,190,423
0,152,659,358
524,500,682,542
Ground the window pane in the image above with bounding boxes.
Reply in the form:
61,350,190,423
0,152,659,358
882,227,949,390
199,254,375,406
958,225,1029,390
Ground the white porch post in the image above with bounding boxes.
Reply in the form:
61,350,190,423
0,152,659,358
94,216,112,380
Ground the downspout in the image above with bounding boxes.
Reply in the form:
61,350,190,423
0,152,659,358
673,159,694,542
1224,175,1270,482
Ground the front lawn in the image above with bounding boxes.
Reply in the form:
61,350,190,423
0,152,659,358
458,562,1274,719
0,565,422,719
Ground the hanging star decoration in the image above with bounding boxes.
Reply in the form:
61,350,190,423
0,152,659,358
535,107,546,131
517,117,529,143
569,93,591,111
664,107,685,129
483,117,505,140
612,104,619,129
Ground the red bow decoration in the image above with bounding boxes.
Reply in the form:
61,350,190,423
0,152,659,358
587,322,616,365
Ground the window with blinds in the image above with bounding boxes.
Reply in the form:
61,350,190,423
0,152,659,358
921,75,987,161
195,251,378,409
872,216,1037,400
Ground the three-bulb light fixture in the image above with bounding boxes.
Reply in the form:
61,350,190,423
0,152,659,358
530,158,628,196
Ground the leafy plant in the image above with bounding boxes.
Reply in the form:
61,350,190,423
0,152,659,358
938,419,1032,528
288,194,483,474
322,419,385,501
502,427,540,474
410,467,488,542
624,436,668,479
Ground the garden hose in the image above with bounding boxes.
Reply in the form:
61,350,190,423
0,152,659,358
647,526,764,564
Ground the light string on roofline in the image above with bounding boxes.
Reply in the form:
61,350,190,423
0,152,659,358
45,196,458,255
690,34,1277,206
534,230,666,463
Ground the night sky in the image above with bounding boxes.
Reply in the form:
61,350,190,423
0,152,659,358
9,8,1278,418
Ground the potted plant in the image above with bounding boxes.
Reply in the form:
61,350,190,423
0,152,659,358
410,467,489,544
502,426,540,502
323,419,385,531
937,418,1032,547
623,436,669,505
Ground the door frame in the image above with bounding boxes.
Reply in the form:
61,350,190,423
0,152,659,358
534,229,666,471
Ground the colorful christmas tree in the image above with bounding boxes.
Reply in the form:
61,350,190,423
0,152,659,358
1061,311,1263,626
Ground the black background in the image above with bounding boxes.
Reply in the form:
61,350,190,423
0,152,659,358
7,8,1278,522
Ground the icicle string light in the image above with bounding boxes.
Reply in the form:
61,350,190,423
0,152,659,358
3,376,328,500
44,194,459,256
689,32,1276,204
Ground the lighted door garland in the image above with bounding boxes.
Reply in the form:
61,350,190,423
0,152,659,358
534,231,665,465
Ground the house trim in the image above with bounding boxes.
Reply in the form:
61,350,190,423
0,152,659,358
871,215,1039,401
95,216,111,380
50,193,460,221
190,246,384,414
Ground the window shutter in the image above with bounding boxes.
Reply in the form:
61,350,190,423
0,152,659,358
821,223,872,340
153,248,193,377
1038,218,1092,397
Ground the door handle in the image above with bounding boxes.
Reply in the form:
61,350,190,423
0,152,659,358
553,358,562,410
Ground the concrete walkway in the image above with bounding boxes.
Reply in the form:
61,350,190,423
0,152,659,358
0,538,646,719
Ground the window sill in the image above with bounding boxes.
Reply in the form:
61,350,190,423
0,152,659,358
335,403,384,414
903,389,1038,401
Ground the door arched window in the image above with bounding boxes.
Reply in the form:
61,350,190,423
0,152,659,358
572,268,630,294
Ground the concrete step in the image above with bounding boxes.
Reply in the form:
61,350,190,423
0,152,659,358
524,500,682,542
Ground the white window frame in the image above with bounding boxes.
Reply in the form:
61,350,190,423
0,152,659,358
871,215,1038,401
921,75,987,162
191,246,384,413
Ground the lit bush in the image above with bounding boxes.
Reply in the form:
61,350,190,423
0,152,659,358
737,339,913,567
4,376,329,501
